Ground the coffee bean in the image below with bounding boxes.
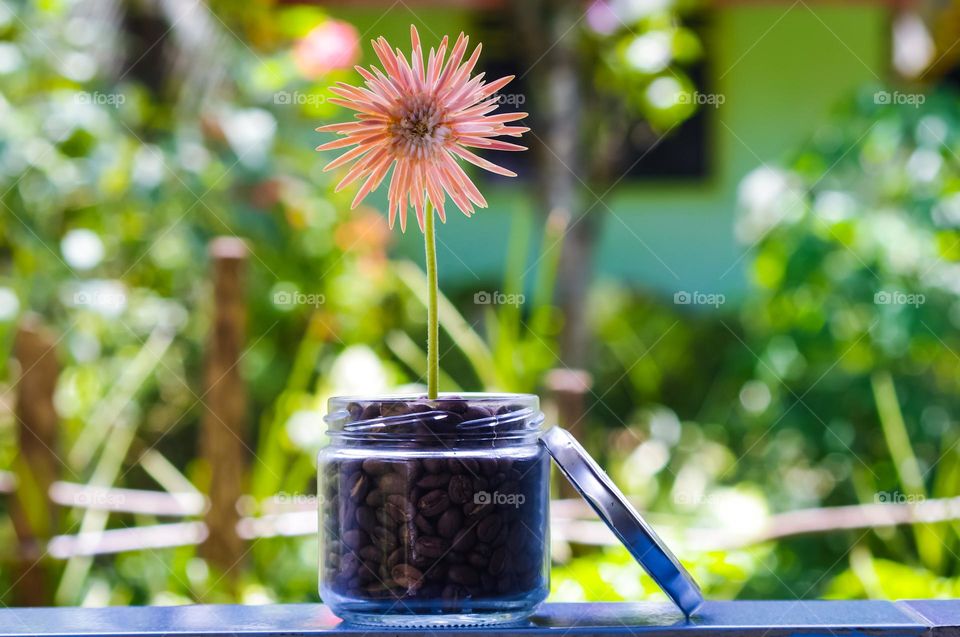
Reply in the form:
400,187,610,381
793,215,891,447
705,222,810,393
365,489,383,507
355,506,377,533
449,458,480,475
488,547,507,576
379,473,408,495
442,584,469,602
417,473,451,489
359,404,381,421
418,489,451,517
468,545,491,569
342,529,368,550
372,526,398,552
339,553,360,577
451,527,476,552
448,475,472,504
384,494,415,523
414,535,449,559
358,545,380,562
391,564,424,590
437,508,462,539
414,513,435,535
448,564,479,587
362,458,392,476
345,472,369,503
477,514,502,543
463,500,493,519
422,458,445,473
386,547,404,568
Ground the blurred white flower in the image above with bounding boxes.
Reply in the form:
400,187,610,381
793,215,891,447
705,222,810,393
221,108,276,169
61,229,104,271
625,32,671,74
736,167,806,243
646,76,682,109
0,287,19,321
329,345,388,395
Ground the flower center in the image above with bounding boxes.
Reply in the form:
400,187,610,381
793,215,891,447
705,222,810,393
391,94,449,159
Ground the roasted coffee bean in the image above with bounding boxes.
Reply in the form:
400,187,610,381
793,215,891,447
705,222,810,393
386,547,404,568
417,473,451,489
339,553,360,577
468,545,491,569
481,573,497,592
380,401,410,417
355,506,377,533
379,473,408,495
391,564,424,590
414,535,449,559
448,474,473,504
472,476,490,492
418,489,451,517
372,526,398,552
477,514,502,543
422,458,445,473
451,526,476,552
358,561,379,582
364,489,383,507
442,584,469,601
436,508,462,539
358,545,380,562
358,403,381,421
449,458,480,475
384,494,415,523
448,564,479,587
488,547,507,576
342,529,368,550
463,500,493,519
414,513,435,535
344,472,369,503
362,458,392,476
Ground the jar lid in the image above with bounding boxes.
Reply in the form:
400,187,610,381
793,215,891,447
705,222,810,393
540,426,703,617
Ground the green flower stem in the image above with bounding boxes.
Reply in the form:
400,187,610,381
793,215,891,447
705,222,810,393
424,200,439,399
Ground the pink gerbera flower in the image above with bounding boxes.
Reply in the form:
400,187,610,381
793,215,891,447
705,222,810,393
315,25,529,232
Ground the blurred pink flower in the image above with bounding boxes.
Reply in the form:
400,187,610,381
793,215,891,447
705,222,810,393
315,25,528,232
294,20,360,79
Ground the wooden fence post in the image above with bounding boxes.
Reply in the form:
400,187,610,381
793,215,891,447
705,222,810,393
11,314,60,605
200,237,249,580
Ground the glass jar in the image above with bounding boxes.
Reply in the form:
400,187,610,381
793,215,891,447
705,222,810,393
318,393,549,626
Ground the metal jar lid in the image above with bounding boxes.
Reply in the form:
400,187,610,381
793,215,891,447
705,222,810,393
540,426,703,617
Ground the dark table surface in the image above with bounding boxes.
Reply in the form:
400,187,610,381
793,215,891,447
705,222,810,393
0,600,957,636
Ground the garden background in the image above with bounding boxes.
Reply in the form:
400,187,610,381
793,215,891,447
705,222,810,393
2,0,960,607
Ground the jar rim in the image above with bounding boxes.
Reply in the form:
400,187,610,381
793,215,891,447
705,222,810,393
324,392,543,444
327,392,538,407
